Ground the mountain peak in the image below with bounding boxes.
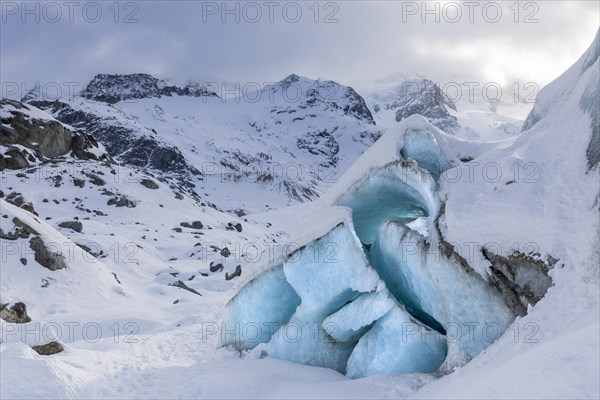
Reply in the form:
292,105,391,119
80,73,218,104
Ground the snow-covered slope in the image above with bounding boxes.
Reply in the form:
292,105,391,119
29,74,382,214
363,78,530,141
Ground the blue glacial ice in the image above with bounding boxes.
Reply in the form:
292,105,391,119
336,163,438,244
220,119,518,377
399,127,453,182
370,221,515,368
346,307,447,378
263,223,381,372
322,290,395,342
220,265,301,350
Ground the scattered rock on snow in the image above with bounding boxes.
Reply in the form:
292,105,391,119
32,341,64,355
58,220,83,233
0,302,32,323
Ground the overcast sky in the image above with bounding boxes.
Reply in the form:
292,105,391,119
1,1,599,98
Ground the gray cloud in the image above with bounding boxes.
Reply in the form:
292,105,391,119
1,0,598,99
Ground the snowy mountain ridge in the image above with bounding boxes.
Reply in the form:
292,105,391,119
29,73,384,213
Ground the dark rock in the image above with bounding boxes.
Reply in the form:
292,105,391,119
482,249,553,313
169,280,202,296
0,302,32,323
79,73,219,104
58,220,83,233
0,217,39,240
140,178,159,189
85,173,106,186
225,265,242,280
4,192,38,216
180,221,203,230
73,178,85,188
29,236,68,271
209,262,224,273
107,196,136,208
220,247,231,258
32,341,64,355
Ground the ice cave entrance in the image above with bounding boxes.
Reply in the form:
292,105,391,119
336,165,431,245
221,135,520,378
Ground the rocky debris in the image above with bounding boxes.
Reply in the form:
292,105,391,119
84,172,106,186
0,302,32,323
175,192,184,200
0,217,39,240
30,100,200,191
29,236,68,271
76,243,103,258
4,192,38,216
0,147,32,169
482,249,554,313
32,341,64,356
225,265,242,281
209,262,224,273
73,178,85,188
140,178,159,189
58,220,83,233
226,222,243,232
296,129,340,167
0,99,110,170
107,196,136,208
219,247,231,258
169,280,202,296
180,221,203,230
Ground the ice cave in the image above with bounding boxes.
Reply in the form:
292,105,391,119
220,121,531,377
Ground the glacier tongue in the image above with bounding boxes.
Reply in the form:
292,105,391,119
370,221,516,368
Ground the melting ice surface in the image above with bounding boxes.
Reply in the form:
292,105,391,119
221,120,518,378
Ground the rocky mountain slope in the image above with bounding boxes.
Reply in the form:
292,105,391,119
29,73,382,214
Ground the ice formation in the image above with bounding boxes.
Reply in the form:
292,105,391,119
370,221,515,368
221,117,520,377
220,265,301,350
346,307,447,378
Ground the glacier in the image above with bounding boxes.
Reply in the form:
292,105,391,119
220,114,525,377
